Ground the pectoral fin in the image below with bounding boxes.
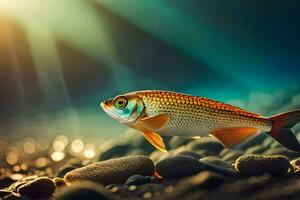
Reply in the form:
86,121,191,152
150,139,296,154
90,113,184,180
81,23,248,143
143,131,167,152
139,114,169,131
210,127,260,149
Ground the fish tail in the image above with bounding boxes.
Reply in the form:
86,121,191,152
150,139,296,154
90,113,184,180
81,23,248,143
267,110,300,151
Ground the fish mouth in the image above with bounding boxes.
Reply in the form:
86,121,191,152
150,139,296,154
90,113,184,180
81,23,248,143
100,100,125,122
100,101,109,111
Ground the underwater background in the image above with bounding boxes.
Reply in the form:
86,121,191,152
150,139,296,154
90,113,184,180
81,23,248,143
0,0,299,140
1,1,300,200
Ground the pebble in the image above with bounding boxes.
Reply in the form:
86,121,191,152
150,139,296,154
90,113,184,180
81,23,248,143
155,155,204,179
169,137,193,149
222,151,244,162
264,147,300,160
234,154,290,176
3,193,28,200
186,137,224,154
64,158,83,168
236,134,268,150
200,156,232,168
125,175,153,186
143,192,152,199
126,149,148,156
175,150,202,159
55,182,113,200
0,176,14,189
245,145,269,154
98,143,131,161
56,165,77,178
53,177,67,188
64,156,154,185
129,133,160,154
290,158,300,173
160,171,224,199
149,151,165,163
0,189,12,198
200,157,236,176
17,177,56,199
262,137,275,147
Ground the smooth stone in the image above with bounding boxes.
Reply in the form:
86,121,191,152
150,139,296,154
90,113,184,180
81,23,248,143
56,165,77,178
219,148,230,157
183,171,225,189
161,171,224,199
8,176,38,192
175,150,202,159
64,158,83,168
290,158,300,173
236,134,268,150
155,155,204,179
245,145,269,154
270,141,281,148
150,150,175,163
200,157,236,176
149,151,165,163
53,178,67,188
17,177,56,199
125,175,153,186
126,149,147,156
169,137,193,149
55,182,113,200
262,137,275,147
0,189,12,198
3,193,29,200
64,156,154,185
291,157,300,167
129,133,160,154
98,144,131,161
200,156,232,168
264,147,300,160
0,176,14,189
186,137,224,154
235,154,290,176
222,151,244,162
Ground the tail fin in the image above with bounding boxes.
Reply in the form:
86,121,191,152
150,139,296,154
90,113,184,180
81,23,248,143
267,110,300,151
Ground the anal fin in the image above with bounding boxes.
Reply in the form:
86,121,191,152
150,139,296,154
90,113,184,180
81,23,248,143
210,127,260,149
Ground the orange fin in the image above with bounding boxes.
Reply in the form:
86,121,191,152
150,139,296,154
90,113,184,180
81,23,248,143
139,114,169,131
143,131,167,152
210,127,260,148
267,110,300,151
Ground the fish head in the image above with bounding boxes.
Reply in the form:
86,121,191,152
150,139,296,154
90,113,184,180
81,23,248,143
100,93,145,125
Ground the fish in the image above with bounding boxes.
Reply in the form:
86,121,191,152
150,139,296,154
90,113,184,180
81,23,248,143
100,90,300,152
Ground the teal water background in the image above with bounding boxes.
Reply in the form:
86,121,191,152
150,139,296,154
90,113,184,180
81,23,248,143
0,1,299,139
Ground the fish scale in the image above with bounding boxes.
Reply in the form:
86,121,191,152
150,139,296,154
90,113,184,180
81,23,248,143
136,90,272,136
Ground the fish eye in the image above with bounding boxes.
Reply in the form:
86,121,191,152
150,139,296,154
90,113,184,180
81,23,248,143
114,96,128,109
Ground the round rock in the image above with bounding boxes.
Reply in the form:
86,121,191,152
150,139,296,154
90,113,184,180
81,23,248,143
17,177,56,199
56,165,77,178
0,189,12,198
55,182,113,200
200,156,236,176
53,178,67,188
175,150,202,160
125,175,154,186
234,154,290,176
186,138,224,154
64,156,154,185
155,155,204,179
98,144,131,161
169,137,193,149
